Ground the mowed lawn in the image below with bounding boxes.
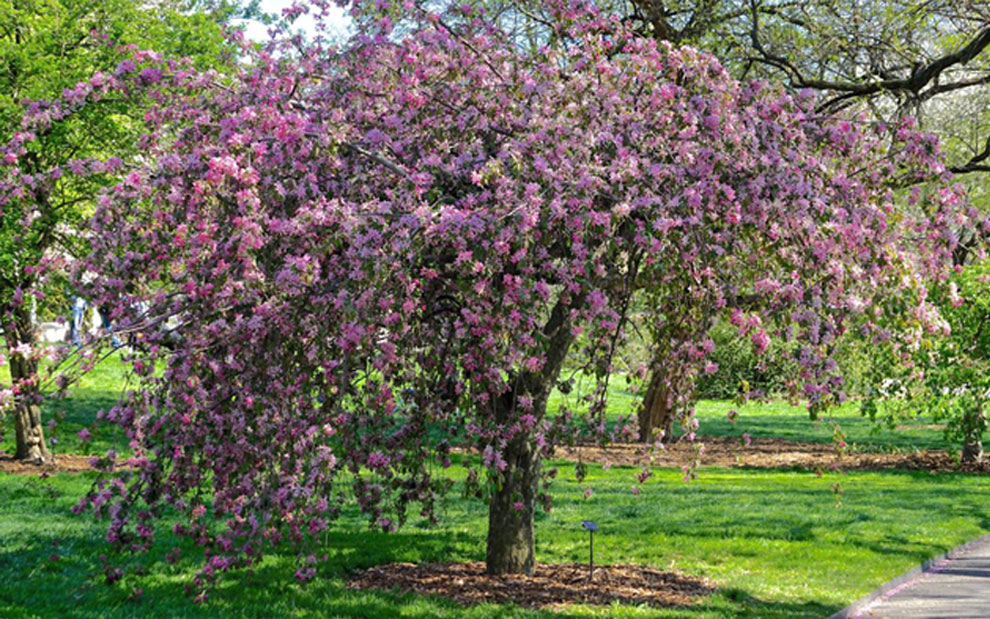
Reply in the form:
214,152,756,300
549,376,949,453
1,359,986,617
3,462,989,618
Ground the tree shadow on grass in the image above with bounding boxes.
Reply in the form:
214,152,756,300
5,467,985,618
953,502,990,532
707,587,840,619
317,528,482,575
211,567,565,619
0,526,485,618
0,522,856,619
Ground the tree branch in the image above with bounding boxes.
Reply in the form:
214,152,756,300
747,1,990,109
341,143,411,180
950,135,990,175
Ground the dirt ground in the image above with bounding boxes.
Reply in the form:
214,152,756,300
348,561,715,609
0,452,99,475
3,435,986,476
553,436,990,473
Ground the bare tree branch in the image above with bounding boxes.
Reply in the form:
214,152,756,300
747,0,990,110
950,135,990,175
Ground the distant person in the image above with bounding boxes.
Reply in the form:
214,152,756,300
99,306,121,349
70,295,87,347
70,295,120,349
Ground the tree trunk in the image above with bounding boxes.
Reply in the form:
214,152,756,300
484,293,577,575
486,431,540,575
5,305,49,463
961,438,983,464
961,408,984,464
638,367,676,442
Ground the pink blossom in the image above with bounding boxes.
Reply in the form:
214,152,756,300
367,451,390,470
751,329,770,355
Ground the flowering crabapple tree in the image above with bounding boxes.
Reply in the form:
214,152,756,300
69,0,971,588
454,1,990,443
0,54,200,463
631,112,987,442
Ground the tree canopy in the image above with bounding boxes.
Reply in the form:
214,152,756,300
477,0,990,435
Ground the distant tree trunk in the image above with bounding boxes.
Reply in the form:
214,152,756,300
961,407,984,464
638,367,676,442
5,304,49,463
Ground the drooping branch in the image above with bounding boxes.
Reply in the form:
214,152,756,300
340,142,411,180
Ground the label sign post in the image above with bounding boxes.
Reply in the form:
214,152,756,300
582,520,599,581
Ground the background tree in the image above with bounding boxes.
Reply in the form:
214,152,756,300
0,0,252,462
864,259,990,463
641,0,990,437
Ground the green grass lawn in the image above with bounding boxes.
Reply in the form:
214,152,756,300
549,376,950,453
0,358,981,617
690,399,948,452
0,351,135,457
2,460,988,618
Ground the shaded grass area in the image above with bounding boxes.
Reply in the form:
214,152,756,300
690,399,948,453
2,461,988,618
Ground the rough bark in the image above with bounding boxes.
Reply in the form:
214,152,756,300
638,367,676,443
961,408,985,464
486,426,541,575
485,293,578,575
6,304,49,463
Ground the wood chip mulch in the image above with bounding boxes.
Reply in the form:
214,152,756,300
555,436,990,473
348,561,714,609
5,436,988,477
0,452,97,475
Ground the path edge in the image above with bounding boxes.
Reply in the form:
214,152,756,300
827,533,990,619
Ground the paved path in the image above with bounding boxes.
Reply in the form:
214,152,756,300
834,534,990,618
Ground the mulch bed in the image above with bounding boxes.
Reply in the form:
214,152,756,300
4,436,989,476
554,436,990,473
347,561,714,609
0,452,98,475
